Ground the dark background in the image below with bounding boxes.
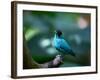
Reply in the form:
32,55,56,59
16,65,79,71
23,10,91,67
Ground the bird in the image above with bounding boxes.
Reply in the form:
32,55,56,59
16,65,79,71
52,30,76,60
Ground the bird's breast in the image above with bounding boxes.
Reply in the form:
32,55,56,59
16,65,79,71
53,38,60,48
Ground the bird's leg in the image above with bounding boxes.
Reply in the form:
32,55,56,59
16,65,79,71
60,55,65,63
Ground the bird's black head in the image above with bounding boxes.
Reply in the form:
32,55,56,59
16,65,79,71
55,30,62,37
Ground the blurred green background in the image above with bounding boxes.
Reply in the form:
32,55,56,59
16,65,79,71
23,10,91,67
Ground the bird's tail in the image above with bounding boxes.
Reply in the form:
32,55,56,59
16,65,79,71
69,50,76,57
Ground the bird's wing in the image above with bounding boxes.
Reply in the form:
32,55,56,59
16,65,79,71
59,39,71,51
59,39,75,56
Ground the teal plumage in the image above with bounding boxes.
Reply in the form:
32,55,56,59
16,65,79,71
53,30,75,58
